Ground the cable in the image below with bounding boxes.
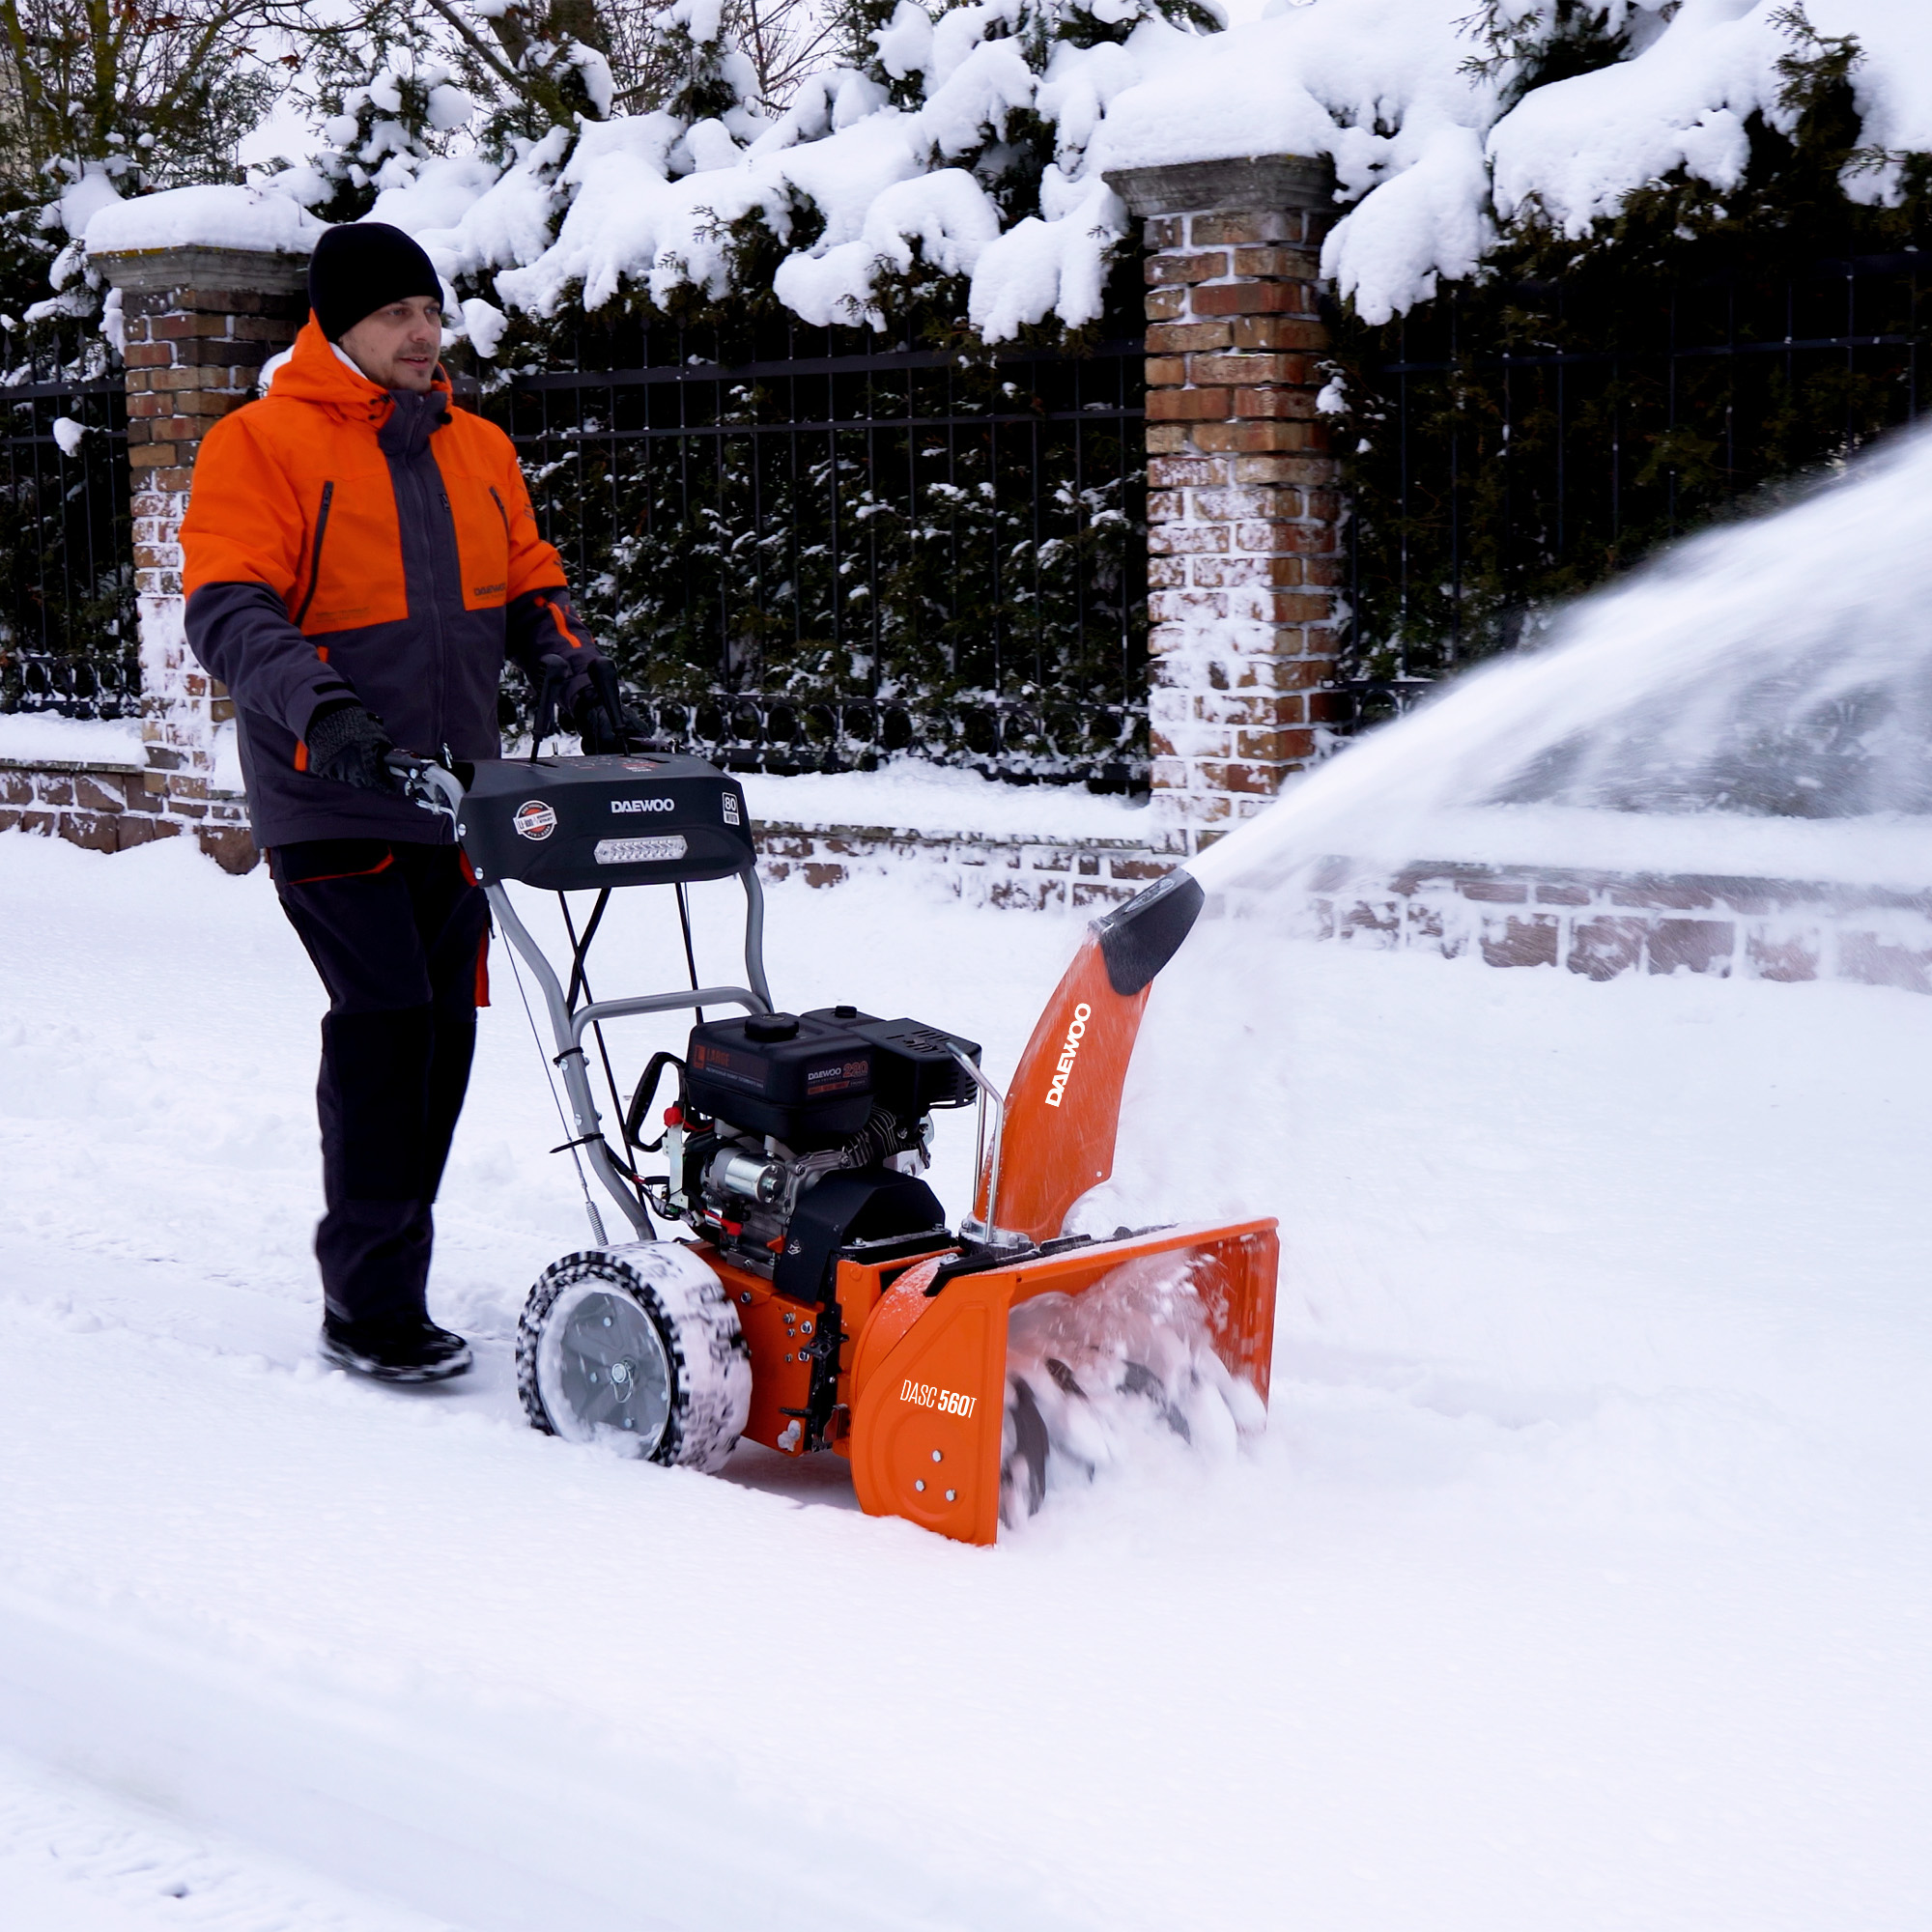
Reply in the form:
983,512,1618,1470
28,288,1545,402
676,882,703,1024
501,923,599,1223
564,886,611,1011
558,890,640,1179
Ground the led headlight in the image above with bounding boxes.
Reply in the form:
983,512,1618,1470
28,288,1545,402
593,835,689,865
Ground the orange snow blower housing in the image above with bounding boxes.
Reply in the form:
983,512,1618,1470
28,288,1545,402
839,909,1278,1543
400,751,1277,1545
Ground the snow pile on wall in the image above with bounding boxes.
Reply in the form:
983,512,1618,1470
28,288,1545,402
84,185,327,260
79,0,1932,339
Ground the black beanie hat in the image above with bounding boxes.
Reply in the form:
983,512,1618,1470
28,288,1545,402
308,222,442,341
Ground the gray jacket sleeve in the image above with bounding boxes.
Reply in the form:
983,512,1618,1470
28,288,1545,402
184,581,358,739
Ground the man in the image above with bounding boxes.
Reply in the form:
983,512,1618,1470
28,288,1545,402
183,222,632,1382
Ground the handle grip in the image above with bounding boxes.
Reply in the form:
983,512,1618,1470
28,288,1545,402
384,750,465,824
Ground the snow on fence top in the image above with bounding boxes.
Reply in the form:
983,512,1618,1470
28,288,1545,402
79,0,1932,337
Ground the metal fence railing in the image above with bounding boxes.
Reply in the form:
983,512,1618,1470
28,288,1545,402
1337,253,1928,725
0,322,136,721
470,317,1148,788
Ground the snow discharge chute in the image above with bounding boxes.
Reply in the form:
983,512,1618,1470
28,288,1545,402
399,751,1278,1545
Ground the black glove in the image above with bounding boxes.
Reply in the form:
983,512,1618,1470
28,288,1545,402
304,701,401,794
569,662,649,754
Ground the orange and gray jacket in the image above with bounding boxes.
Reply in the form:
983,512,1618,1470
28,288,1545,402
182,316,605,847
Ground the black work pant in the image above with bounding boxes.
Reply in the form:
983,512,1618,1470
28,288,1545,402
272,839,490,1325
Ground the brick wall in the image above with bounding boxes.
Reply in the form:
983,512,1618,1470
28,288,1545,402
1297,857,1932,991
12,745,1929,989
1106,157,1345,844
94,245,309,873
753,819,1184,908
0,757,224,854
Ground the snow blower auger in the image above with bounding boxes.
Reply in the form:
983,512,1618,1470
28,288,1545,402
394,749,1277,1545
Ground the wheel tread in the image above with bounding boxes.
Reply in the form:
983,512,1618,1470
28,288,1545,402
517,1244,752,1470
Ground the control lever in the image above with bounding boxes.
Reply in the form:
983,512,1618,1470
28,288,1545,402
584,656,633,750
530,652,570,762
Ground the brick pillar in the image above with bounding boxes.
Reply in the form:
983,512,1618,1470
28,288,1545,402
91,245,310,870
1104,156,1344,845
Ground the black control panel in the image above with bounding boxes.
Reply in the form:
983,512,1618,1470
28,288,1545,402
460,753,754,891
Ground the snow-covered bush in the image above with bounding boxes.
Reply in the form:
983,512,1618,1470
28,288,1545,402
41,0,1932,355
213,0,1221,347
1328,2,1932,700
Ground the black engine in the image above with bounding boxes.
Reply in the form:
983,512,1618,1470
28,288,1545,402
639,1005,980,1302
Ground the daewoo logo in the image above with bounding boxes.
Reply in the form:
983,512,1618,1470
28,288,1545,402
611,796,675,814
1043,1003,1092,1109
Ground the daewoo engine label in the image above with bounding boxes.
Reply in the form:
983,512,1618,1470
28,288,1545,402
806,1058,868,1093
611,796,675,814
901,1379,978,1418
1043,1003,1093,1109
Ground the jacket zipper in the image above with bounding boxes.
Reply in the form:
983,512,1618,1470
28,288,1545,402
423,462,451,751
488,484,510,537
293,481,334,628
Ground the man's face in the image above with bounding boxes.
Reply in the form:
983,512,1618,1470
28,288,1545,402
338,295,444,393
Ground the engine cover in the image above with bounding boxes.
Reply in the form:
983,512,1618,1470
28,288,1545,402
686,1010,877,1144
800,1008,980,1119
685,1009,980,1148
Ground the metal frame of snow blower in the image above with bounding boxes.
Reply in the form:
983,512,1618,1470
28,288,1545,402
401,756,777,1246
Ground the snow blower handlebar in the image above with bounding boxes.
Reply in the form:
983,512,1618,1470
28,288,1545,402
382,749,774,1246
483,884,770,1246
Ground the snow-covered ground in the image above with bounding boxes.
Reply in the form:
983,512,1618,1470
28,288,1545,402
2,826,1929,1928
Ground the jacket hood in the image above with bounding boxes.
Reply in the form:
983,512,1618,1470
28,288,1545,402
267,314,453,422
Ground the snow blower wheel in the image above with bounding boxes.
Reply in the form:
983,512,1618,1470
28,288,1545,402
518,1243,752,1470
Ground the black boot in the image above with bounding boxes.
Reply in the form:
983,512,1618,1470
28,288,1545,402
320,1310,472,1383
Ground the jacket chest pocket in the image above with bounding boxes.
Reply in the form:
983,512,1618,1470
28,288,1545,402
445,469,513,611
294,465,409,635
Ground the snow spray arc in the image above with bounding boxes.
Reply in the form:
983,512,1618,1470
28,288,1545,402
1179,424,1932,937
1044,1004,1093,1109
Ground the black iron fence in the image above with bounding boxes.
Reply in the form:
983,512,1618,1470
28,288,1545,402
471,317,1148,787
1337,253,1928,724
0,323,136,720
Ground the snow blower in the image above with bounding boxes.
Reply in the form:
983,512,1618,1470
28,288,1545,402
395,749,1277,1544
